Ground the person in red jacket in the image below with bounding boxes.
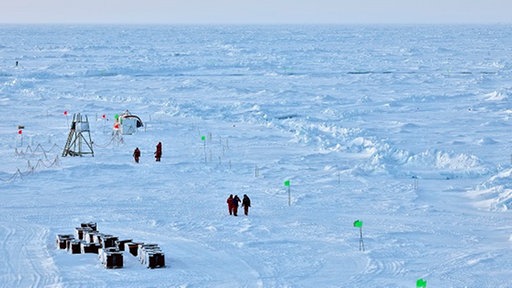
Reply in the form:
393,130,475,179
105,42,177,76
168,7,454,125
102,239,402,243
154,142,162,162
226,194,234,215
133,147,141,163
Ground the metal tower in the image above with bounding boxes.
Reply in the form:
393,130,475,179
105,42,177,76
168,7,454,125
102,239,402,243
62,113,94,157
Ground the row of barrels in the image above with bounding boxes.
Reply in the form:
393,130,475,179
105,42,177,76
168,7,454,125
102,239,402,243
56,222,165,269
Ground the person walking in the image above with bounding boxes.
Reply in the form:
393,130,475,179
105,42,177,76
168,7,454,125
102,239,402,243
154,142,162,162
232,195,241,216
133,147,141,163
242,194,251,216
226,194,234,215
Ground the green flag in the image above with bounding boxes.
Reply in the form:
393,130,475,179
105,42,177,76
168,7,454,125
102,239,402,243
353,220,363,228
416,279,427,288
201,135,206,141
284,180,290,187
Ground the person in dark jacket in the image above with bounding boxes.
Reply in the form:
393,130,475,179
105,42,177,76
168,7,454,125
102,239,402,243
133,147,141,163
154,142,162,162
226,194,234,215
232,195,241,216
242,194,251,216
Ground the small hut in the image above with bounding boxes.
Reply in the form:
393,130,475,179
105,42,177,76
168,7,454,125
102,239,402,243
113,110,144,135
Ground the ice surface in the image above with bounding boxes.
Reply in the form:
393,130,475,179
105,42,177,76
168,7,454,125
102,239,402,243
1,24,512,287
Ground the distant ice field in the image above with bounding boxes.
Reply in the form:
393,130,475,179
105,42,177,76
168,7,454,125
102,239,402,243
1,25,512,287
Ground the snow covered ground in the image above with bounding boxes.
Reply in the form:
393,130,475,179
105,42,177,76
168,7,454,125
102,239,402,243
1,24,512,287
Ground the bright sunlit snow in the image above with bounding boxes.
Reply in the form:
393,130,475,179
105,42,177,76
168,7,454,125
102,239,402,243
1,25,512,287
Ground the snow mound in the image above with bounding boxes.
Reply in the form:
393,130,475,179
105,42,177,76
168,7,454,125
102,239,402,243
469,168,512,211
483,91,507,101
478,137,498,145
354,144,489,178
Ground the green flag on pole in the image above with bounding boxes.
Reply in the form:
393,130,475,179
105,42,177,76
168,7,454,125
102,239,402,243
201,135,206,141
354,219,365,251
416,279,427,288
284,180,290,187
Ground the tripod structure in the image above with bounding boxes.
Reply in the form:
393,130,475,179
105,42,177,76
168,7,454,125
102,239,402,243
62,113,94,157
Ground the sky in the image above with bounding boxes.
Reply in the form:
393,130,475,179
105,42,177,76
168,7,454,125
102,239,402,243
0,0,511,24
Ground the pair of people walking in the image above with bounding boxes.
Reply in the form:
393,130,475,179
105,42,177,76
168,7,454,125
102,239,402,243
227,194,251,216
132,142,163,163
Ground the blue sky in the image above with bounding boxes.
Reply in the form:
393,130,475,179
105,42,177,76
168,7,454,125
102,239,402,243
1,0,510,24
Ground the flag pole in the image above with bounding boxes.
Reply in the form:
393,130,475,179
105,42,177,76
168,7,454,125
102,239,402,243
284,180,291,206
353,220,364,251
